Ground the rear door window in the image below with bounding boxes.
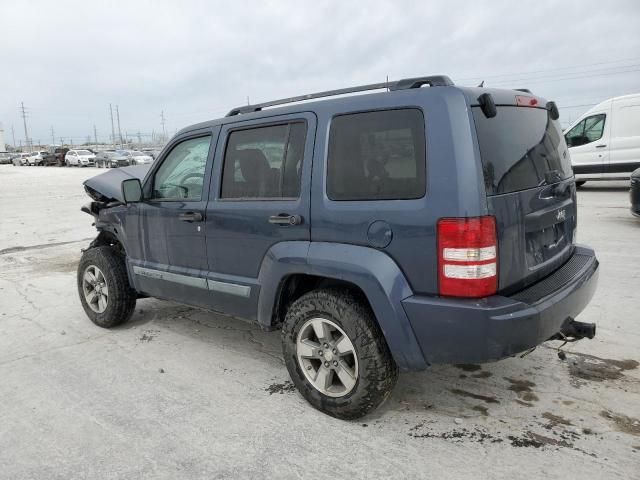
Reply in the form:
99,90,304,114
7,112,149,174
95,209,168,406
220,121,306,199
327,109,426,201
472,106,572,195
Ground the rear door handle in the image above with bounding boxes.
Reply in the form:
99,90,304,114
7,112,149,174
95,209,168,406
178,211,203,222
269,214,303,226
595,144,607,148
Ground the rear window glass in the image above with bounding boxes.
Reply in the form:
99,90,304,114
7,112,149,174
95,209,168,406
472,106,572,195
327,109,426,201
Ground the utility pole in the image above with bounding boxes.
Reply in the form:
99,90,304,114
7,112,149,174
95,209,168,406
94,125,98,145
116,105,123,147
160,110,167,142
50,126,55,146
11,125,16,148
20,102,31,152
109,104,116,148
137,130,142,145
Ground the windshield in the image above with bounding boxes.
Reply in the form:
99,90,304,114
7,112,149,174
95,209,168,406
76,150,92,156
472,106,572,195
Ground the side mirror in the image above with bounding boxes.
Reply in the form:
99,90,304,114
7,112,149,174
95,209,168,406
122,178,142,203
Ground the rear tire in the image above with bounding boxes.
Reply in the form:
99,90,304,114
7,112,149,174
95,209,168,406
282,288,398,420
77,246,136,328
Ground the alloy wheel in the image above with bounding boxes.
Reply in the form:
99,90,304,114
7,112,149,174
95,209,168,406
82,265,109,313
296,317,359,397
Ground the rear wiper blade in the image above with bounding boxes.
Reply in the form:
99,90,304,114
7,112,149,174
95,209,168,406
538,170,563,186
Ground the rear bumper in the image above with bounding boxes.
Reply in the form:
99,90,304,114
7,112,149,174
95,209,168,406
402,245,599,365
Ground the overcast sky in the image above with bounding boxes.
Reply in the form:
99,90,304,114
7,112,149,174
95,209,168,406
2,0,639,147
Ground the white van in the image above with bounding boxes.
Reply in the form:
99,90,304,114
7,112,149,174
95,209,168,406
565,94,640,185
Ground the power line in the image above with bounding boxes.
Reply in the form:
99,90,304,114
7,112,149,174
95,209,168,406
457,57,640,83
485,66,640,87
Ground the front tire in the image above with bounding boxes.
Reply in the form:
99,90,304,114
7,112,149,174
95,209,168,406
282,288,398,420
77,246,136,328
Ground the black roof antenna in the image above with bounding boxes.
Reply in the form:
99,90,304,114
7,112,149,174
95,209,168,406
477,80,485,87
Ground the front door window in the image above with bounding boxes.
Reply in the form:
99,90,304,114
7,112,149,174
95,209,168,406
152,136,212,200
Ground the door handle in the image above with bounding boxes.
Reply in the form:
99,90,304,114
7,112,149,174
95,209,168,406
269,214,303,226
595,144,607,148
178,211,203,222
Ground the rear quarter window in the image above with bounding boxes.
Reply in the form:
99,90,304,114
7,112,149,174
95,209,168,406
327,108,426,201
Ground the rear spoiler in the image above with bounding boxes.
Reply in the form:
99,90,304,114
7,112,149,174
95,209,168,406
476,92,560,120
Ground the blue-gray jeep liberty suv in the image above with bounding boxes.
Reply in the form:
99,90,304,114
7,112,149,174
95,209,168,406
79,75,599,419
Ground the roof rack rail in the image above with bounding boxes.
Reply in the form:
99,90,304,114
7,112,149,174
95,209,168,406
515,88,532,93
226,75,454,116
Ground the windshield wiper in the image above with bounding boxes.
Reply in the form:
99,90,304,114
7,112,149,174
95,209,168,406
539,169,563,186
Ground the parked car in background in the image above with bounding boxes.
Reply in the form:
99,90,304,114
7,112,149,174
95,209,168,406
65,149,96,167
565,93,640,186
12,153,31,166
96,151,130,168
0,152,12,164
631,168,640,217
117,150,153,165
78,75,599,419
42,147,70,166
24,151,48,166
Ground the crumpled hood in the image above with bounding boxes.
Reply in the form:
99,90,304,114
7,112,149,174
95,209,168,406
83,165,150,202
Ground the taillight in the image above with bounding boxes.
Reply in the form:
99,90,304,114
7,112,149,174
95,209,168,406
437,216,498,298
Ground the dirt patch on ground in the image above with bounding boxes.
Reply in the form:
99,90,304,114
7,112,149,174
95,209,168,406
265,381,296,395
139,329,159,343
472,405,489,416
471,371,492,379
450,388,499,404
408,425,595,457
409,426,503,444
542,412,573,427
565,352,638,385
508,434,543,448
505,377,539,403
600,410,640,436
454,364,482,372
0,238,92,256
